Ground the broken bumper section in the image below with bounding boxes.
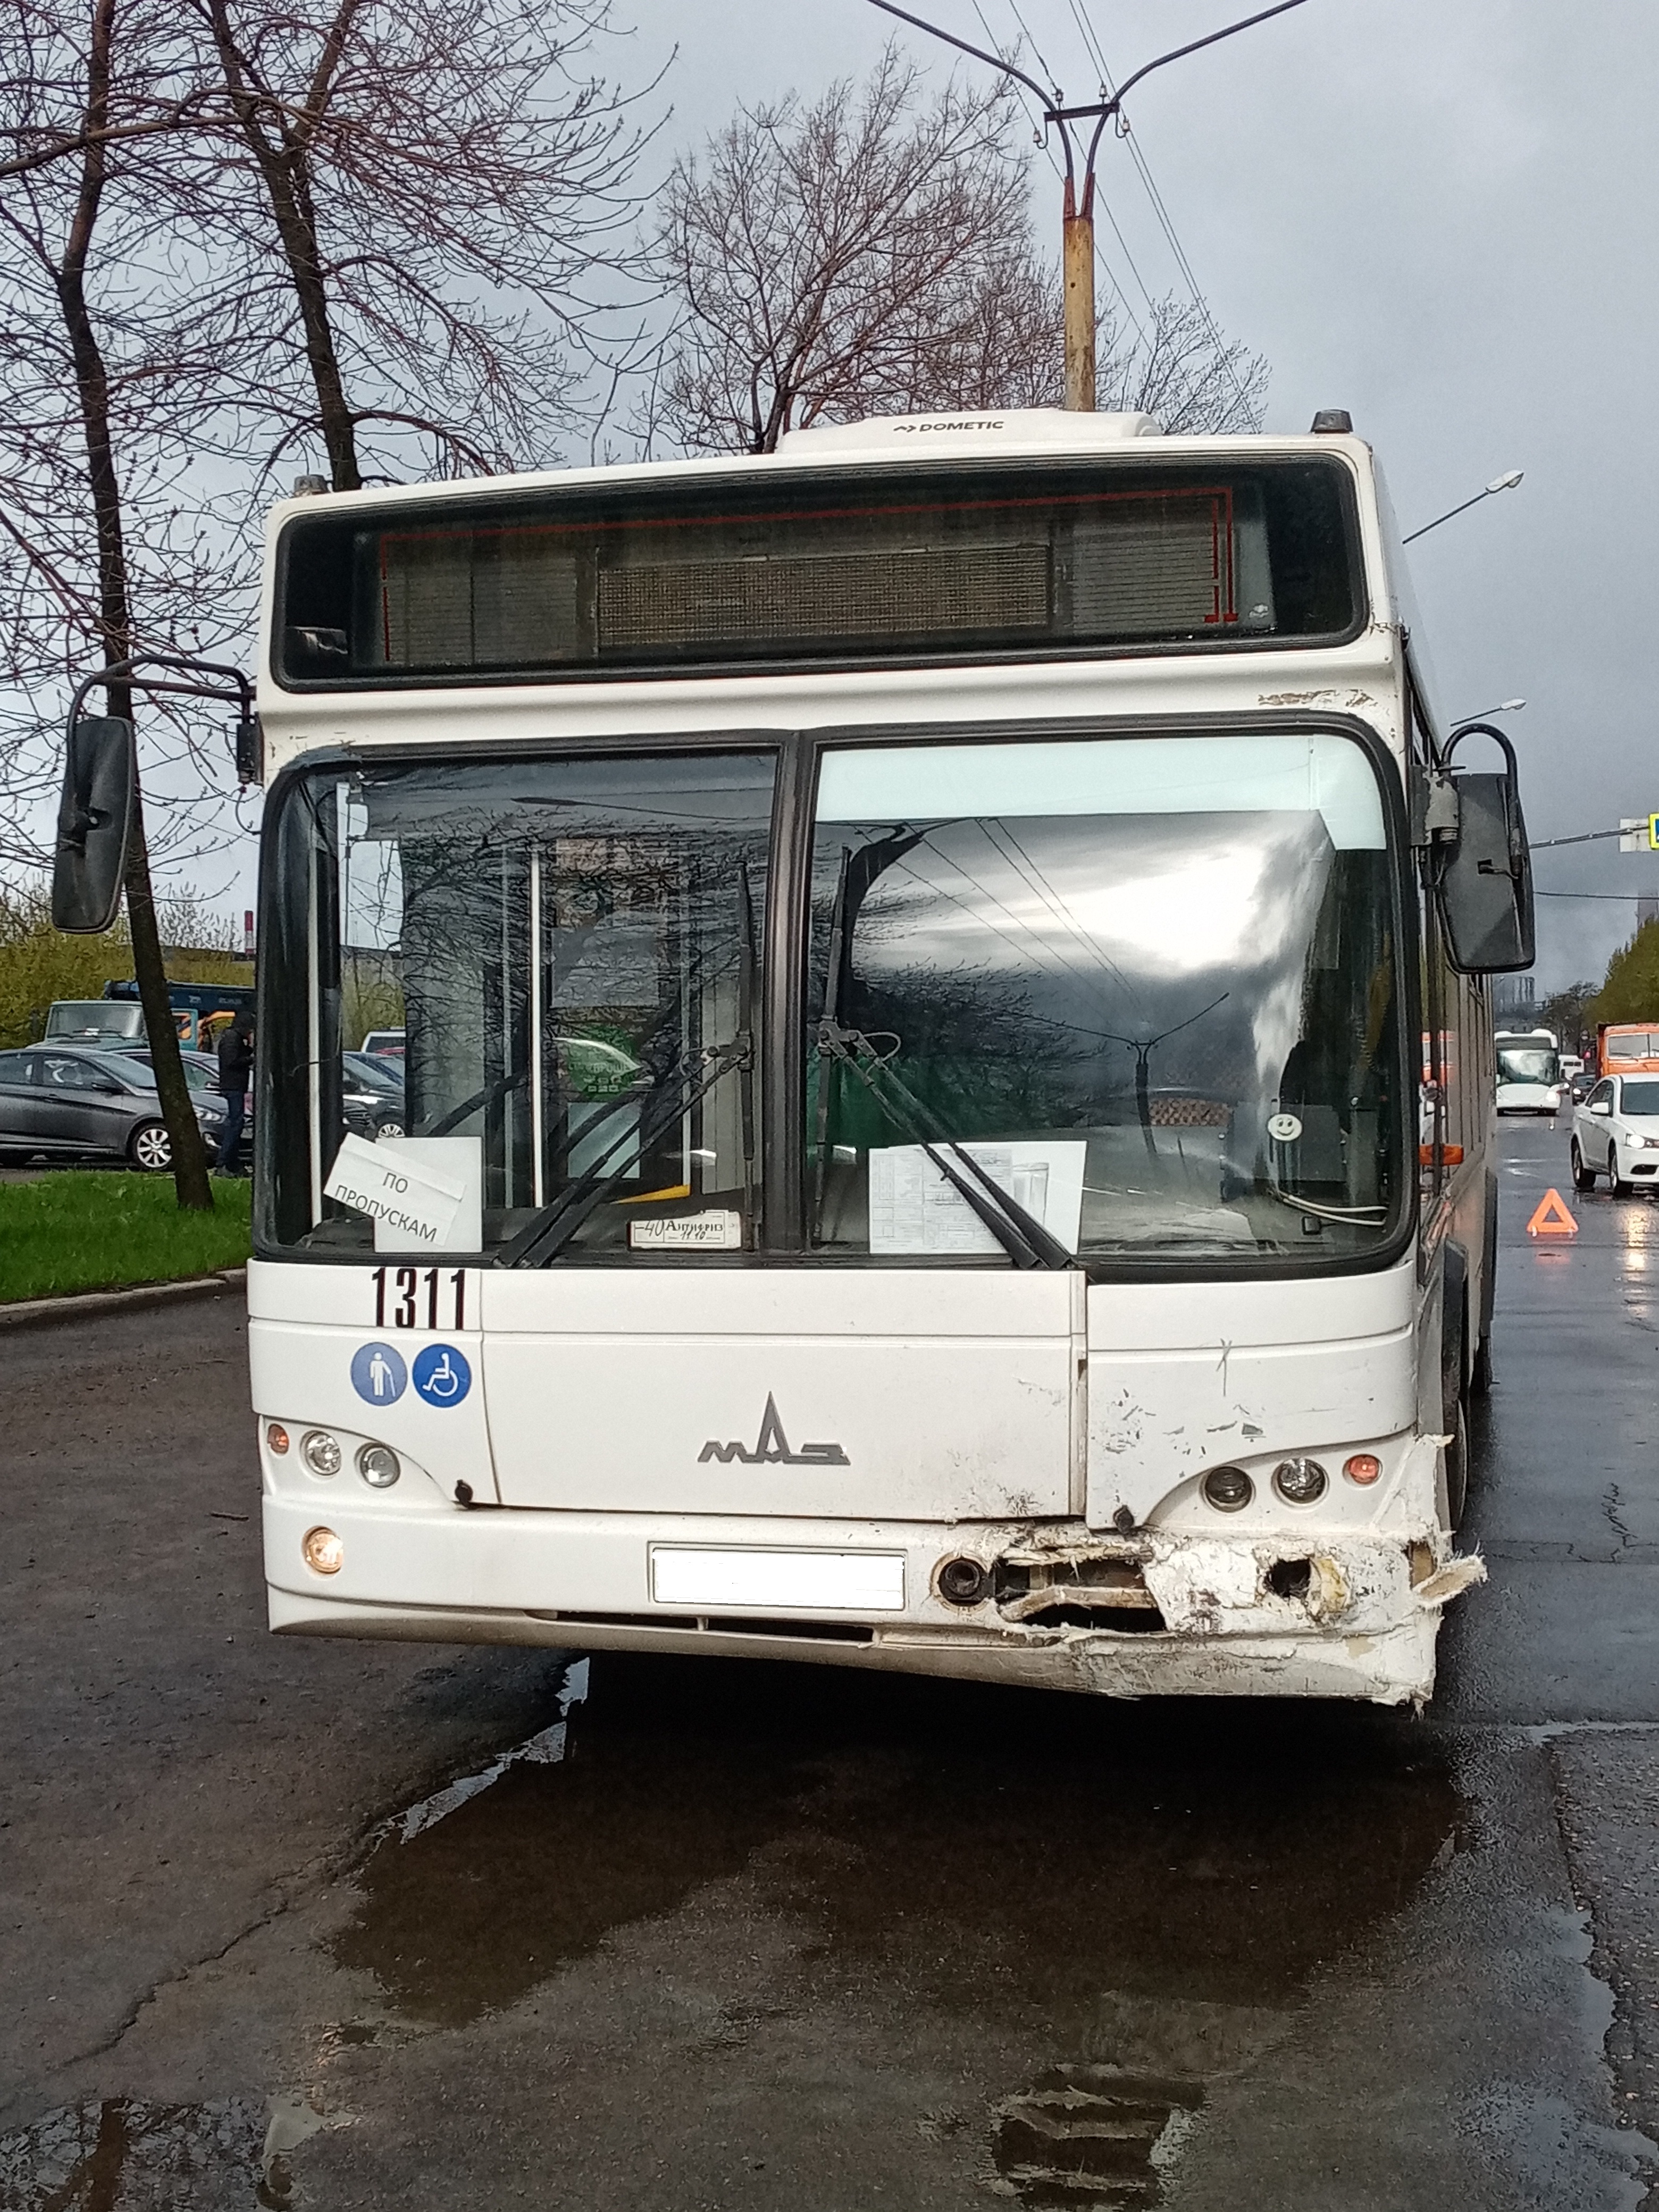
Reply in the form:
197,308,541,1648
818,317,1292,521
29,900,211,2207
265,1494,1481,1707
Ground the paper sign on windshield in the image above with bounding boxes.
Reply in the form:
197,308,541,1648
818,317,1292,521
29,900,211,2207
324,1132,466,1250
868,1141,1086,1255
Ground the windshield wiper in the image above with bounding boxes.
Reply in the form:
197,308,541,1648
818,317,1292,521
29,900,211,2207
495,1037,749,1268
818,1020,1070,1270
809,834,1066,1269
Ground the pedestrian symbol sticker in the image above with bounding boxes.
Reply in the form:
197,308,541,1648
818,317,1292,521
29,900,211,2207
412,1343,471,1406
351,1342,408,1403
1526,1188,1578,1238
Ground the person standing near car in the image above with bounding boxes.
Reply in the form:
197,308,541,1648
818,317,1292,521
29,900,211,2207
216,1010,254,1172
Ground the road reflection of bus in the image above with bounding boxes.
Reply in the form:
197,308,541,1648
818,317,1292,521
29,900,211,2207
1494,1028,1562,1116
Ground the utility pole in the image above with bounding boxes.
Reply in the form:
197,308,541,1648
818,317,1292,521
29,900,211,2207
1062,177,1095,410
869,0,1309,412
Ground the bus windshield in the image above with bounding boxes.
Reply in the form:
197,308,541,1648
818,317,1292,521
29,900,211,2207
1497,1045,1559,1086
808,731,1405,1262
261,751,773,1256
260,726,1406,1268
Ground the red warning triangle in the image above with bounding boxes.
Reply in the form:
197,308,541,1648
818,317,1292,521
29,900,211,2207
1526,1188,1578,1237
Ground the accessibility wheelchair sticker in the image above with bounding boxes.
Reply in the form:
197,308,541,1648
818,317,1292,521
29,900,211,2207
412,1344,472,1407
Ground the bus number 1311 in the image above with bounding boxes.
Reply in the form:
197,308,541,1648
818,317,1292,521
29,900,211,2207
372,1266,466,1331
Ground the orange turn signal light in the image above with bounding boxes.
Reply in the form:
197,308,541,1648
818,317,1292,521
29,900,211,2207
302,1527,343,1575
267,1422,290,1455
1344,1453,1382,1486
1419,1144,1464,1166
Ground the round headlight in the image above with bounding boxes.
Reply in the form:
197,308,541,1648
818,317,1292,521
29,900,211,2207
300,1429,342,1477
302,1526,343,1574
1201,1464,1253,1513
357,1443,401,1489
1273,1456,1329,1505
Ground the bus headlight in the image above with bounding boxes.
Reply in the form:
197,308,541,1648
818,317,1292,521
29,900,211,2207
1273,1456,1329,1505
303,1527,343,1574
357,1443,401,1489
301,1429,342,1477
1201,1465,1253,1513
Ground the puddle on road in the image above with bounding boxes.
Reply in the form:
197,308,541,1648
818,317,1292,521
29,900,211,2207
0,2093,322,2212
379,1658,589,1845
326,1654,1465,2205
331,1654,809,2027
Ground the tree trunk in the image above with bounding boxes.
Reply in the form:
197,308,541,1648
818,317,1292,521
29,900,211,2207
122,789,215,1206
205,0,363,489
57,0,212,1208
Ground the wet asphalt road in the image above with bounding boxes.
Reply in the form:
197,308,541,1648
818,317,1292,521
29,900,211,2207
3,1119,1658,2209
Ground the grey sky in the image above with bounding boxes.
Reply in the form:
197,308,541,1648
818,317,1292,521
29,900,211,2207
633,0,1657,991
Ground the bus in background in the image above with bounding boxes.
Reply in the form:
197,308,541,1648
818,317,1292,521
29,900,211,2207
1596,1023,1659,1081
54,405,1536,1707
1494,1027,1563,1115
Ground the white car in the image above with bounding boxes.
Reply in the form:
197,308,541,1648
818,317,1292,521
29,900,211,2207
1570,1074,1659,1195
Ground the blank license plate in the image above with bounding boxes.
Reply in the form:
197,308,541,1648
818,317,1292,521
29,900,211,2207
649,1546,906,1612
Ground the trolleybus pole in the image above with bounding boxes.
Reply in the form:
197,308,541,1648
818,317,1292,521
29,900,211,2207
866,0,1309,410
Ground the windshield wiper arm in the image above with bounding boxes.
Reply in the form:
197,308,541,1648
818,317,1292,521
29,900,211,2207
818,1021,1070,1270
419,1062,527,1137
496,1038,750,1268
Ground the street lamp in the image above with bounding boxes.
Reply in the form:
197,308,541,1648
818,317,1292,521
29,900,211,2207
1453,698,1526,723
1403,471,1524,545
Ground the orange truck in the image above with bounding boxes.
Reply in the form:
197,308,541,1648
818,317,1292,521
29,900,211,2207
1597,1023,1659,1079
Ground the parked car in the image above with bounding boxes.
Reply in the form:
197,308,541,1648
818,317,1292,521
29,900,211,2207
341,1051,406,1138
1571,1074,1659,1196
360,1028,405,1058
116,1047,253,1166
0,1046,228,1170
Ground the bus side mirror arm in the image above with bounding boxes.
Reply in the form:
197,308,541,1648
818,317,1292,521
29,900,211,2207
1429,723,1536,975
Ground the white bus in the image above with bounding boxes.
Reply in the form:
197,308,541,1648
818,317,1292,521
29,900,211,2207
241,408,1530,1705
1494,1027,1563,1116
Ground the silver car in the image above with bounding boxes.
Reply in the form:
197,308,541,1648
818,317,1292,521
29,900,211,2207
0,1046,228,1170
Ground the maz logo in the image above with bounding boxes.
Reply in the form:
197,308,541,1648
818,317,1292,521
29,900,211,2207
699,1393,850,1467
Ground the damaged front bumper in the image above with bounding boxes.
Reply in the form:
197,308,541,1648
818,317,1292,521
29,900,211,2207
264,1489,1483,1707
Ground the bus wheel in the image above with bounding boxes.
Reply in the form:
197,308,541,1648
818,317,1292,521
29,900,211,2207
1441,1282,1470,1531
1571,1140,1596,1193
1443,1394,1470,1531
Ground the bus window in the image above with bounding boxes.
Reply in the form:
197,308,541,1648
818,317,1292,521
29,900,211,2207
806,729,1406,1261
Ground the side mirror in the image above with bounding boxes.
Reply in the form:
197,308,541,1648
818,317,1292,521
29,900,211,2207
1428,724,1535,974
1590,1100,1612,1117
51,716,136,934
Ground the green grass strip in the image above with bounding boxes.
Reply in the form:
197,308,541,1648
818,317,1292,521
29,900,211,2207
0,1172,252,1303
